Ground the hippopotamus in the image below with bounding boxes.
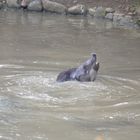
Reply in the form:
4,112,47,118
56,53,99,82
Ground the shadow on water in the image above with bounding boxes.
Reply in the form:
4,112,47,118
0,9,140,140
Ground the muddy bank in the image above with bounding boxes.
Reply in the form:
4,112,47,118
0,0,140,28
52,0,140,11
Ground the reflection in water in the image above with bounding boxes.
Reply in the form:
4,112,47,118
0,10,140,140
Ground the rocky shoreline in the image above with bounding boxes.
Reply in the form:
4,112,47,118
0,0,140,28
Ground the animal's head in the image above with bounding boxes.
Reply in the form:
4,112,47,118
83,53,99,72
75,53,99,81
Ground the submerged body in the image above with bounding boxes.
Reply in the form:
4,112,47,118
56,53,99,82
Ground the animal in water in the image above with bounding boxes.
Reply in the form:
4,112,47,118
56,53,99,82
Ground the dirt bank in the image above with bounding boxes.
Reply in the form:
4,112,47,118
1,0,140,27
51,0,140,8
52,0,140,13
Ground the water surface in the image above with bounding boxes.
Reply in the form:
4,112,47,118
0,10,140,140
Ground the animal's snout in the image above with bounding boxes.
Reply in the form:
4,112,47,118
94,62,99,71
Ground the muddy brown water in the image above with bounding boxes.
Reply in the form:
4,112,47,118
0,9,140,140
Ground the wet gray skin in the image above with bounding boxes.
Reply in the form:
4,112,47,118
56,53,99,82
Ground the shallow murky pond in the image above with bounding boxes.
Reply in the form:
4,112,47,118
0,9,140,140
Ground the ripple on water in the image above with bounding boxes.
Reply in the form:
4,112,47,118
0,71,139,108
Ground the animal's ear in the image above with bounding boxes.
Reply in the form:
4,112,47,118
92,53,96,59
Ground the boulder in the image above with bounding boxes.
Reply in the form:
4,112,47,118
113,13,124,23
17,0,32,5
67,4,87,15
28,0,43,11
88,7,96,16
119,15,133,25
0,0,6,8
105,7,115,13
42,0,66,14
7,0,20,8
113,13,133,26
105,13,114,20
94,6,106,18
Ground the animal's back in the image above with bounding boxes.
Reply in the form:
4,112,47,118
56,68,76,82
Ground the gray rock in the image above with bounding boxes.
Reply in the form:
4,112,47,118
88,7,96,16
7,0,20,8
17,0,32,6
28,0,43,11
113,13,134,26
105,7,115,13
127,12,135,16
7,0,32,8
42,0,66,14
105,13,114,20
67,4,87,15
94,6,106,18
0,0,6,8
119,15,133,25
113,13,124,22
